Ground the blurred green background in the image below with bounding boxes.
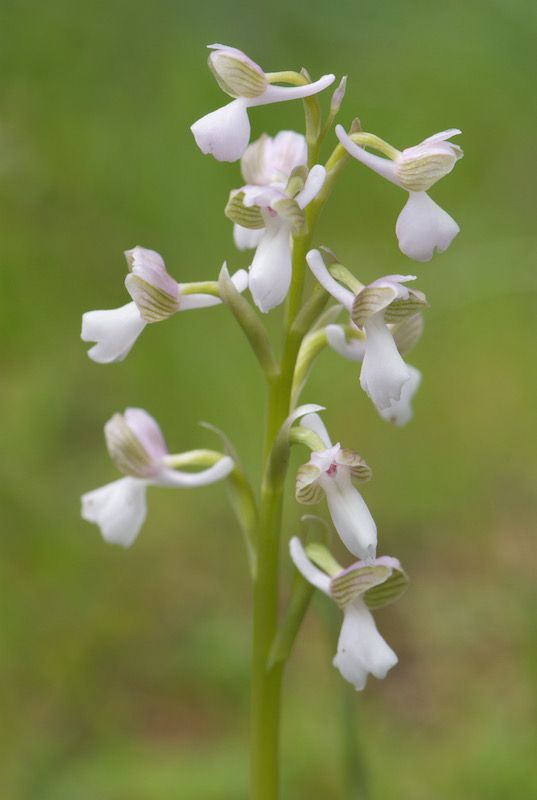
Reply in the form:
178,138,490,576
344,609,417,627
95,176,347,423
1,0,536,797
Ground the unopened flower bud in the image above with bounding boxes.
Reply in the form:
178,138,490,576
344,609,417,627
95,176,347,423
208,44,267,98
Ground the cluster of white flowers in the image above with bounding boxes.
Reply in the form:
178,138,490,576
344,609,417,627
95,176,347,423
80,44,462,693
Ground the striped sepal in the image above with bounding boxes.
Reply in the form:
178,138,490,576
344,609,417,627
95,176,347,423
272,197,306,236
397,151,458,192
364,567,409,610
104,413,154,478
330,564,392,609
295,463,323,505
383,289,428,323
336,449,372,482
225,191,265,229
391,312,424,355
352,285,398,328
209,54,267,99
285,165,308,199
125,275,180,323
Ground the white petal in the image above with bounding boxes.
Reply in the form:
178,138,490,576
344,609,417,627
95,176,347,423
191,98,250,162
320,469,377,561
81,302,146,364
378,365,421,427
249,222,292,312
234,224,265,251
289,537,331,595
300,412,332,447
333,598,398,690
295,164,326,209
326,324,365,362
395,191,460,262
158,455,234,487
179,269,248,310
248,74,335,107
81,477,148,547
361,314,410,411
421,128,461,144
265,131,307,182
306,249,354,310
335,125,399,185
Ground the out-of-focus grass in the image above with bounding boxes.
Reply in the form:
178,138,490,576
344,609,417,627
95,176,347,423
1,0,536,797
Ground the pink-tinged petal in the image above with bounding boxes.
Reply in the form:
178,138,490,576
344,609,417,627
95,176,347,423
81,302,146,364
378,365,421,427
191,98,250,162
395,191,460,262
124,246,179,299
361,314,410,411
249,221,292,312
295,164,326,209
289,537,331,595
234,224,265,251
124,408,168,463
333,598,398,690
158,455,234,487
325,325,365,362
335,125,399,185
81,477,148,547
264,131,307,183
306,249,354,310
248,74,335,107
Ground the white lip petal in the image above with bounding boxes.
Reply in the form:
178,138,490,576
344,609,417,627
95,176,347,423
81,302,146,364
378,365,421,427
249,222,292,312
289,537,331,595
333,598,398,690
249,74,335,107
321,470,377,561
326,324,365,362
306,249,354,310
233,224,265,251
159,455,234,488
300,412,332,448
81,477,148,547
395,191,460,262
295,164,326,209
335,125,399,186
361,314,410,411
191,98,251,162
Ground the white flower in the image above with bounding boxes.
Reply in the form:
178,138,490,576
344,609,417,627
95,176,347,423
191,44,335,162
81,408,234,546
241,164,326,312
81,246,248,363
294,412,376,561
335,126,463,261
290,537,408,690
233,131,307,252
307,249,426,425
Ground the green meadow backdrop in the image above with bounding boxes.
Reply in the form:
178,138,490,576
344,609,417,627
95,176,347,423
1,0,536,797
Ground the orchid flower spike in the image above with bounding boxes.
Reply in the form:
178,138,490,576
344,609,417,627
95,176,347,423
233,131,308,252
307,249,428,425
81,246,248,363
191,44,335,162
294,411,376,561
290,537,408,690
335,126,463,261
227,157,326,312
81,408,234,547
